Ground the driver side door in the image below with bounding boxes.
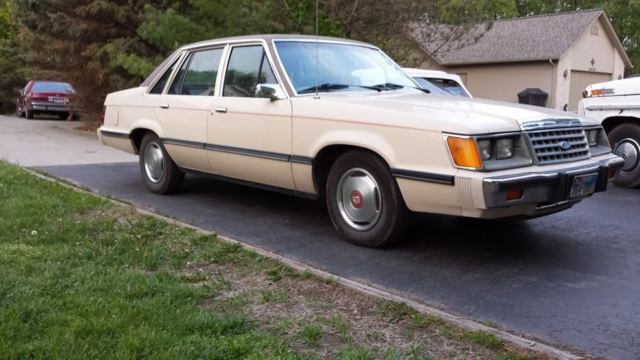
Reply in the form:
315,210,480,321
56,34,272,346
207,44,294,189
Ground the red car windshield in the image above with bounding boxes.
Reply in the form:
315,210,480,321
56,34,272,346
31,82,75,93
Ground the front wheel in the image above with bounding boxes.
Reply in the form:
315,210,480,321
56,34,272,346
326,150,408,248
139,133,185,194
608,123,640,188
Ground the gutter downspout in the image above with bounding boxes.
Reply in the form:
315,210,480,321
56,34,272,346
549,59,557,109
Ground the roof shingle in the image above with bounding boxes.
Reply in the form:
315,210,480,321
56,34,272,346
412,9,603,65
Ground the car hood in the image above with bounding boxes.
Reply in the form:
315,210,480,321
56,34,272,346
299,91,597,133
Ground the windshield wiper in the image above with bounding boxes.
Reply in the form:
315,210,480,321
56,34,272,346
298,83,382,94
370,83,430,94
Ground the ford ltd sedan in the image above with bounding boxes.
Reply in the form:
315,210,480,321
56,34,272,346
98,35,624,247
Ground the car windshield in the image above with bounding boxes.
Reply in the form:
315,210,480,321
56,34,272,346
418,77,469,97
412,77,449,95
32,82,75,93
274,41,419,95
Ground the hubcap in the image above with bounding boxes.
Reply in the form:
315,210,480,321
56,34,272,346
144,141,165,183
336,168,382,231
614,138,640,172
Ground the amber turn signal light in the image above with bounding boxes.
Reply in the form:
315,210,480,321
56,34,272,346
447,137,482,169
506,189,523,201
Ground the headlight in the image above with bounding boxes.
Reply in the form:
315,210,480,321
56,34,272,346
495,138,514,159
584,126,611,156
445,133,532,171
477,140,492,161
587,129,598,146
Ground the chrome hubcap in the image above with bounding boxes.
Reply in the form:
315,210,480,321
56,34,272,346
614,138,640,172
336,168,382,231
144,142,165,183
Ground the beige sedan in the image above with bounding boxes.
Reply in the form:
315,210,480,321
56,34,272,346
98,34,624,247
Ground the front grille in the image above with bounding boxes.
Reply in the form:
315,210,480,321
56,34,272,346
526,127,590,165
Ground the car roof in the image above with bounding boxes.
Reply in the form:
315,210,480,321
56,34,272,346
142,34,380,87
180,34,376,51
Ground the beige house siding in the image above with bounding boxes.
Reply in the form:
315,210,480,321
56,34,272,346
552,52,572,110
570,18,615,74
613,51,625,80
449,62,553,105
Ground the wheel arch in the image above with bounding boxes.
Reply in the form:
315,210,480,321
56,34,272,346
311,143,393,198
130,128,158,154
601,116,640,134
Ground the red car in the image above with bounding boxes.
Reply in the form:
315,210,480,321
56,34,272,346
16,80,81,120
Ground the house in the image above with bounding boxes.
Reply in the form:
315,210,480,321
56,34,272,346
411,9,631,111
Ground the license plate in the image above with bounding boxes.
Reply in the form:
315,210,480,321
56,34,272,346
49,97,65,104
569,173,598,199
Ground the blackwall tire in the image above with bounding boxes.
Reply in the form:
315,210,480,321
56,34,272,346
608,123,640,188
139,133,185,194
326,150,408,248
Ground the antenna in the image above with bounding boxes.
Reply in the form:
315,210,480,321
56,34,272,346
314,0,320,99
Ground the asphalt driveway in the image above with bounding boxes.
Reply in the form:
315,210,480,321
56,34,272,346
3,115,640,359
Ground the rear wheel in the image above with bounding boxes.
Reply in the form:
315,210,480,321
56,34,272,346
139,133,184,194
608,123,640,188
326,150,408,248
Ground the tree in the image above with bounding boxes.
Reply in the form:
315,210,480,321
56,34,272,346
13,0,168,115
0,0,23,112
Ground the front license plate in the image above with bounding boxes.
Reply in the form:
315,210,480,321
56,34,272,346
49,97,65,104
569,173,598,199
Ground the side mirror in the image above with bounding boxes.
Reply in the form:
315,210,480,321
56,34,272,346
256,84,286,101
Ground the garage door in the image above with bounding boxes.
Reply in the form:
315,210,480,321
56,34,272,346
569,71,611,111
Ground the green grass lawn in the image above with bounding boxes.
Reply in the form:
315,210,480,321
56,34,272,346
0,162,541,360
0,162,301,359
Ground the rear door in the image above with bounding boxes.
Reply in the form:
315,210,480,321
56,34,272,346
154,47,224,172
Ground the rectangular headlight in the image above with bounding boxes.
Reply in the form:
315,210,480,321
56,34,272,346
587,129,598,146
444,132,532,171
477,140,492,161
495,138,514,159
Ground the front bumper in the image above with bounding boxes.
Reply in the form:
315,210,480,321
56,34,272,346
483,156,625,209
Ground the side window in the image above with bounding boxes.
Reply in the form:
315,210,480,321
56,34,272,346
150,60,178,94
223,45,278,97
168,48,223,96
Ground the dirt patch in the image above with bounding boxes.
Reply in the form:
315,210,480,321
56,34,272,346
181,260,547,359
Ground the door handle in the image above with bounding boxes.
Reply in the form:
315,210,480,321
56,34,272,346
159,104,169,109
213,106,227,113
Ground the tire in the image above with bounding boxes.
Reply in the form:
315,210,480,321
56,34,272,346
608,123,640,188
26,108,33,119
139,133,185,194
326,150,408,248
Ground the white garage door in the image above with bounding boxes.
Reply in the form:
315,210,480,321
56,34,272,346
569,71,611,111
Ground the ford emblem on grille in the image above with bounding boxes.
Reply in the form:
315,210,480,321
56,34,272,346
560,141,572,150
